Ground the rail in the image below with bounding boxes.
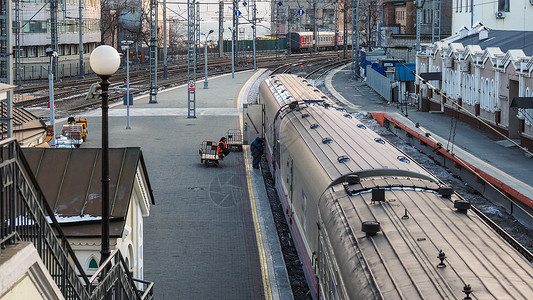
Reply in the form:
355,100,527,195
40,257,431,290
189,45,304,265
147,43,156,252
0,138,154,299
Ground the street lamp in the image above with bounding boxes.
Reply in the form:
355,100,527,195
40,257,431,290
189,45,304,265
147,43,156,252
89,45,120,266
201,30,214,89
46,48,58,147
228,27,235,79
121,40,134,129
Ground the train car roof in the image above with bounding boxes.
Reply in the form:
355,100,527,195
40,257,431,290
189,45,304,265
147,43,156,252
320,184,533,299
265,74,437,184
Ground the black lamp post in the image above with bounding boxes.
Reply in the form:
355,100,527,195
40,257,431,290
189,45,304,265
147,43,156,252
89,45,121,266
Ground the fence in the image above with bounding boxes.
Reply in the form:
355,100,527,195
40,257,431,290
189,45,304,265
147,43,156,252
366,65,392,102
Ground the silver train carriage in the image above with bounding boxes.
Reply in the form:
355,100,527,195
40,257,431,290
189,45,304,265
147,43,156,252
257,74,533,299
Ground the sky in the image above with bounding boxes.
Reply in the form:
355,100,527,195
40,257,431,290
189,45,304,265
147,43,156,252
166,0,273,41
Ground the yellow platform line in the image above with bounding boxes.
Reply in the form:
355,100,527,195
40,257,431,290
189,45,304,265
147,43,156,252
239,70,272,300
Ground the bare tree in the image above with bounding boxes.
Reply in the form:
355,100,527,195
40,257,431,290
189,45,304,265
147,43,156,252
100,0,135,48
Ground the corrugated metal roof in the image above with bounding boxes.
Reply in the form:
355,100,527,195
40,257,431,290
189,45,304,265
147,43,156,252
21,147,154,237
320,185,533,299
396,63,416,81
451,30,533,56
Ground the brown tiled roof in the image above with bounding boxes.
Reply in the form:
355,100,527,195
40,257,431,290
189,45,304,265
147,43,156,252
21,147,154,237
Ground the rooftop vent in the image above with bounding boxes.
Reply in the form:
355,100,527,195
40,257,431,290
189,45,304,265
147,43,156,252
336,107,345,112
454,200,471,213
362,221,381,236
371,188,385,203
374,138,385,144
289,101,299,109
314,89,320,93
337,156,350,163
438,186,454,199
357,124,367,129
322,137,333,144
310,124,319,129
463,284,473,300
344,114,353,118
437,250,446,268
397,156,410,163
346,175,360,184
301,113,310,118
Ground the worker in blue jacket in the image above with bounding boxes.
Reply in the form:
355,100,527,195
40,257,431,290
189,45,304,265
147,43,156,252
250,137,264,169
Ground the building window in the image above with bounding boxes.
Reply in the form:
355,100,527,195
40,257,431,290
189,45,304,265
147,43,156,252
498,0,509,12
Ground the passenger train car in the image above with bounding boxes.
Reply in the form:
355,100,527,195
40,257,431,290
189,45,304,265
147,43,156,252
287,31,351,53
258,74,533,299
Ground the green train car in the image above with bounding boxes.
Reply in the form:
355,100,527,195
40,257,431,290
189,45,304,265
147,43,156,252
223,38,287,52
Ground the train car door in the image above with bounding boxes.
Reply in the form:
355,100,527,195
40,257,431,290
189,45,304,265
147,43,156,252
242,103,263,145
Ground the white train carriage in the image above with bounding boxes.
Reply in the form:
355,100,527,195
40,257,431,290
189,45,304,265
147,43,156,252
257,74,533,299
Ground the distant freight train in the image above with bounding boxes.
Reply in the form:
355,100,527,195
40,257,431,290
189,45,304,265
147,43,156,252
257,74,533,299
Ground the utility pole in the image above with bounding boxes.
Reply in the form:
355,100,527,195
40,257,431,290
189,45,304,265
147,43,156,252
415,0,422,52
313,0,317,52
149,0,158,103
187,0,197,117
252,0,257,70
50,0,59,80
78,0,84,79
352,0,360,79
14,0,21,84
163,0,168,80
432,0,441,43
219,0,223,57
1,0,14,138
343,1,348,58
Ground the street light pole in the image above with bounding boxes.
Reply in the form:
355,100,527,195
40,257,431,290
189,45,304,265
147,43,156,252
89,45,121,267
121,40,133,129
46,48,58,147
202,30,214,89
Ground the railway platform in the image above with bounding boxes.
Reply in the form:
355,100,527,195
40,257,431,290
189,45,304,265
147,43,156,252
78,71,292,299
328,65,533,228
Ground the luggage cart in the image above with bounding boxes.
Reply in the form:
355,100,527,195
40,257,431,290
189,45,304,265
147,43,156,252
226,129,243,152
199,141,221,167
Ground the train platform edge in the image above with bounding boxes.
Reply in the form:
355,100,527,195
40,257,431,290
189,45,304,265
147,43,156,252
327,64,533,229
78,70,292,298
239,69,294,300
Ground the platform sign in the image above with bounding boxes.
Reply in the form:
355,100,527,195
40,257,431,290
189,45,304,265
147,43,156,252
188,80,195,92
235,10,242,16
298,9,304,16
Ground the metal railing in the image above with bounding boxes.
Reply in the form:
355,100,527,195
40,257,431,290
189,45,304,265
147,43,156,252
0,138,153,299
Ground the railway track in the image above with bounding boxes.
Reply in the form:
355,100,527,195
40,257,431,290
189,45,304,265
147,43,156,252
18,52,343,117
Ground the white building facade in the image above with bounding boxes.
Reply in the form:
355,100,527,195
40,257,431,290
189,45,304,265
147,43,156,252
17,0,100,80
416,27,533,148
452,0,533,34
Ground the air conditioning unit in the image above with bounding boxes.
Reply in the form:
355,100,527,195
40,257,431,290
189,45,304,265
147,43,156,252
460,60,470,72
495,11,505,19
